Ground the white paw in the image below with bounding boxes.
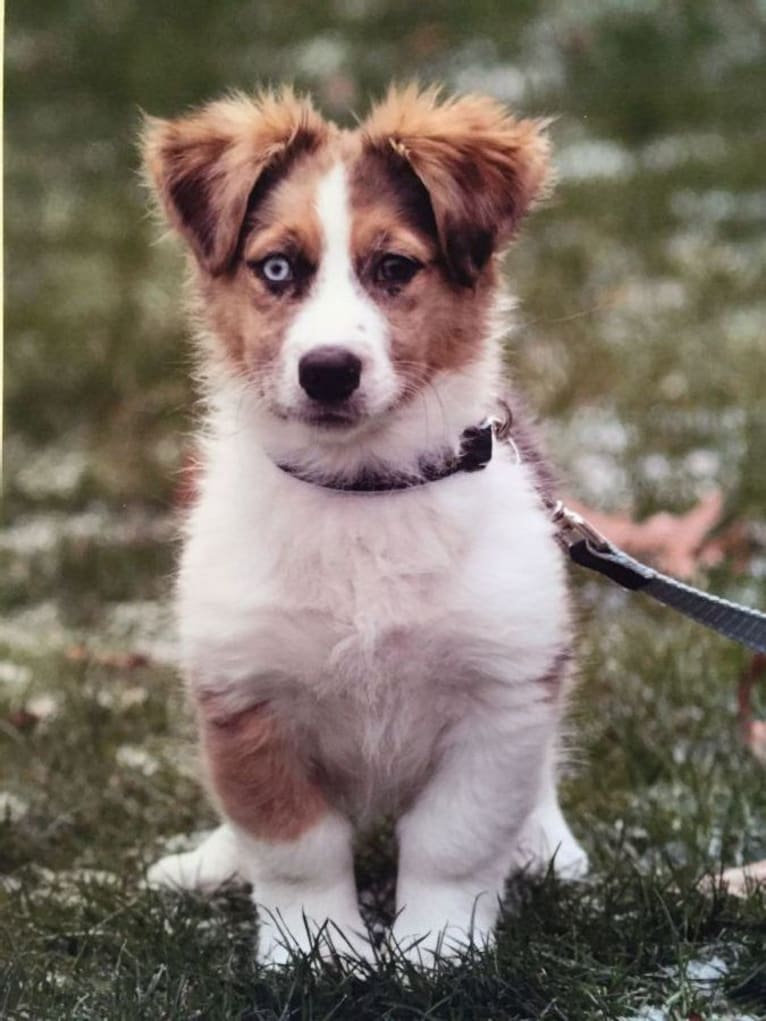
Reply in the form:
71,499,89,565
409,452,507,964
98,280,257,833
259,918,375,971
512,805,589,880
252,877,375,970
258,914,377,967
389,919,492,967
550,838,589,879
390,885,497,968
146,825,242,893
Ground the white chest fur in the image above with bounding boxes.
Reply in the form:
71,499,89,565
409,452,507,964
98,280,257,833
177,419,569,815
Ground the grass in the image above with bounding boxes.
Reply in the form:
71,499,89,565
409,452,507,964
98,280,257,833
3,0,766,1017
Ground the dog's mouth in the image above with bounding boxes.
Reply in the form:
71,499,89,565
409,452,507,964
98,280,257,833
272,400,365,431
298,408,359,429
274,388,419,433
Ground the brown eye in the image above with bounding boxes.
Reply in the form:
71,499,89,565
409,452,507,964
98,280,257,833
375,254,421,286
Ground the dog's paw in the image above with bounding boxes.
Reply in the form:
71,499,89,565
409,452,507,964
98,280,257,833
550,838,589,879
255,899,376,971
388,920,492,969
257,916,376,971
512,804,590,880
146,825,242,893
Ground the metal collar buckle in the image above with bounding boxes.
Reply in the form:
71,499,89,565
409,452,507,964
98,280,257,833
549,500,611,553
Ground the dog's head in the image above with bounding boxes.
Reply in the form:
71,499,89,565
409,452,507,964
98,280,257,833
143,85,550,437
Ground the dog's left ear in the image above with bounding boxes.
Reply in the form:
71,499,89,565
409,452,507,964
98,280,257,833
141,88,329,275
362,86,552,285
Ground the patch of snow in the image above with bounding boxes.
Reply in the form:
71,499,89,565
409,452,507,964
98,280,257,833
102,600,178,665
25,693,59,721
31,867,120,906
619,1007,668,1021
0,792,30,822
0,661,33,687
683,449,721,483
14,445,87,499
612,278,687,314
684,954,728,985
670,189,766,225
551,407,632,507
292,34,348,76
452,63,527,103
0,508,176,555
115,744,160,776
95,685,148,710
641,454,673,483
556,139,635,182
159,829,215,855
0,602,68,654
641,132,726,172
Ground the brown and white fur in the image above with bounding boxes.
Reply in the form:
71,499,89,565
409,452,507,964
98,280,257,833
142,85,588,966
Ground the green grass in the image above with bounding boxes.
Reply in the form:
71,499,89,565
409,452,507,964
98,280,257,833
3,0,766,1017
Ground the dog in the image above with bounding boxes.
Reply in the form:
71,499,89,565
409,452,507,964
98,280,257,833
142,85,588,966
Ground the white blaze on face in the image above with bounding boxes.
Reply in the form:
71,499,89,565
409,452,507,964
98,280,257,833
279,162,396,416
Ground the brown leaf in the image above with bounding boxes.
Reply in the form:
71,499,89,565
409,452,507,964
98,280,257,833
6,709,39,733
739,652,766,762
714,859,766,897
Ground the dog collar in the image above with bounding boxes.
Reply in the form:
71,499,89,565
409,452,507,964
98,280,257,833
274,419,497,493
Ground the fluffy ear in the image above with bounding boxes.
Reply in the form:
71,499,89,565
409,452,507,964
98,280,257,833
141,88,329,275
362,85,552,285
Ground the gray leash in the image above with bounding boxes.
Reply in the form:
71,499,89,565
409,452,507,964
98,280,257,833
552,502,766,655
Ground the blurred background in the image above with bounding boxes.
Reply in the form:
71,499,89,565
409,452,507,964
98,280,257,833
3,4,766,1013
6,0,766,527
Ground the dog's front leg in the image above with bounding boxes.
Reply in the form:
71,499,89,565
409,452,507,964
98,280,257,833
391,707,553,965
199,697,369,966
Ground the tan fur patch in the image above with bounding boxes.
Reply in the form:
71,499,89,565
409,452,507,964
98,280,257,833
361,84,551,283
199,697,327,842
194,148,336,373
347,146,496,381
141,87,331,274
242,151,333,267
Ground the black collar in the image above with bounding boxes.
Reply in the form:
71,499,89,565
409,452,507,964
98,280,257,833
274,420,495,493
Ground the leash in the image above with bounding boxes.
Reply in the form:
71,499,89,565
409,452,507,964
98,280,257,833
550,500,766,655
274,413,766,653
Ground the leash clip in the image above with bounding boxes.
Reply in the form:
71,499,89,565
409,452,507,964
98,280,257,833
550,500,611,553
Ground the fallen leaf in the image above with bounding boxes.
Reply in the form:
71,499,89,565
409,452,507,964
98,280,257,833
738,652,766,762
709,859,766,897
5,709,39,733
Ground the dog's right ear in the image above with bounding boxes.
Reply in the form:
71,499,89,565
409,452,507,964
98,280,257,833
141,89,328,275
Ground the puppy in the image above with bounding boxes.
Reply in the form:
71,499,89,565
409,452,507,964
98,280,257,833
142,85,588,966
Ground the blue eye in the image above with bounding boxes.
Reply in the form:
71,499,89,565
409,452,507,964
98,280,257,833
260,254,293,284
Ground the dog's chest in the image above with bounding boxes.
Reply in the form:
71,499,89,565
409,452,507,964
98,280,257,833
179,454,567,706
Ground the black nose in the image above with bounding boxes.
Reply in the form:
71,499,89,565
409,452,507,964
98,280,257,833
298,346,362,404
